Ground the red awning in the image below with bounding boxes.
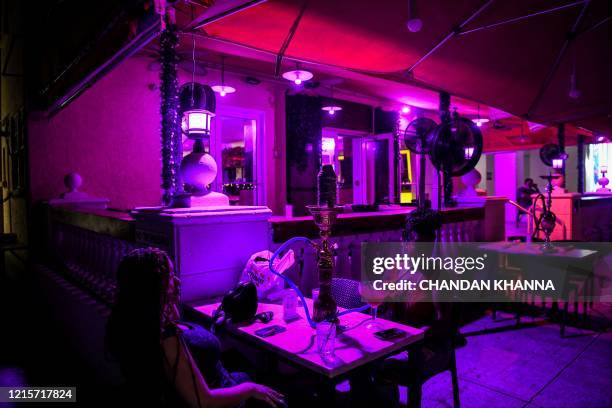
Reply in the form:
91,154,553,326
199,0,611,135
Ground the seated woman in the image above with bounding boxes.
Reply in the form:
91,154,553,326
106,247,284,407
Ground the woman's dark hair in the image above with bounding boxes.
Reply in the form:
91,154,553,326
106,247,180,402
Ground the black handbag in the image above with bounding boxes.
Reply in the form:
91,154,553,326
213,281,258,325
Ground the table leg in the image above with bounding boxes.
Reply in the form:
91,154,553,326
561,300,568,337
315,378,336,407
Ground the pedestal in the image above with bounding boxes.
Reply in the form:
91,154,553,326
131,205,272,302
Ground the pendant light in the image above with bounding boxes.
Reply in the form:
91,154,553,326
282,63,313,85
472,104,489,127
211,55,236,97
322,86,342,115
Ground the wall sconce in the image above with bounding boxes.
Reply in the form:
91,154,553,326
179,82,217,199
464,146,475,160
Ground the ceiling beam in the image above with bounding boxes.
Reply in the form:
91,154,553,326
274,0,309,77
459,1,586,36
188,0,267,31
406,0,495,74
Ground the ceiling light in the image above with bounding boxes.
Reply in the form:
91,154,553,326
401,106,411,114
473,118,489,127
212,55,235,97
407,18,423,32
322,106,342,115
211,85,235,97
569,59,581,99
472,104,489,127
282,68,313,85
322,86,341,115
406,0,422,32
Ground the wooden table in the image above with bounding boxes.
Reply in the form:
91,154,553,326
193,299,423,398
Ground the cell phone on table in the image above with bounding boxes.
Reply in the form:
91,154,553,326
374,328,406,340
255,325,286,338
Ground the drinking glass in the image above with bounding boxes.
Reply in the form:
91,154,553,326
359,282,384,330
316,321,336,356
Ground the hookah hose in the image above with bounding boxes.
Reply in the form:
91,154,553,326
268,236,370,329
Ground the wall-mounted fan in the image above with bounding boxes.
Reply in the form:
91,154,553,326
539,143,564,167
430,117,483,177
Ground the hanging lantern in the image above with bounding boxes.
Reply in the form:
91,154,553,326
464,146,475,160
180,82,215,137
179,82,218,197
552,158,564,169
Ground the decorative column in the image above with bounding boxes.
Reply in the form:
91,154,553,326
439,91,455,207
159,20,182,206
557,123,566,188
577,134,585,193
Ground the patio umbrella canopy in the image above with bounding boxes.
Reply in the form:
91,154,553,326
196,0,611,135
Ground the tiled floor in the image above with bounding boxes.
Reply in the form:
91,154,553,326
408,312,612,408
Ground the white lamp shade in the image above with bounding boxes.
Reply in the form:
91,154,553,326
211,85,236,96
282,69,313,84
183,110,213,135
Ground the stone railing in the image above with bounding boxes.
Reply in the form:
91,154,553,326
46,206,139,304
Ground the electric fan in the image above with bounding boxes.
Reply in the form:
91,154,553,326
403,117,437,154
539,143,565,167
403,118,437,208
430,117,483,177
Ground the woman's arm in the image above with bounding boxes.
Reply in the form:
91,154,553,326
162,335,283,408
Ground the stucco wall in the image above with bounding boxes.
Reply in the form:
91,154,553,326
28,56,286,212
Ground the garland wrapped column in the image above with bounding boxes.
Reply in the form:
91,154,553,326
159,24,182,206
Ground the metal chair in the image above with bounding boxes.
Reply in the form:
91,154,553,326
381,302,461,408
331,278,364,309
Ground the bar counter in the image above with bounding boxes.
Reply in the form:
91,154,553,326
269,206,485,243
47,204,490,244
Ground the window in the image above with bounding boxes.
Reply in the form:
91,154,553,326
586,143,611,192
181,108,264,206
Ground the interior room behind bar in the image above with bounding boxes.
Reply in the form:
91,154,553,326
0,0,611,407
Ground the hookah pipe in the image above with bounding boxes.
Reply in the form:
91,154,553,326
268,239,369,329
532,173,558,250
268,165,369,329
